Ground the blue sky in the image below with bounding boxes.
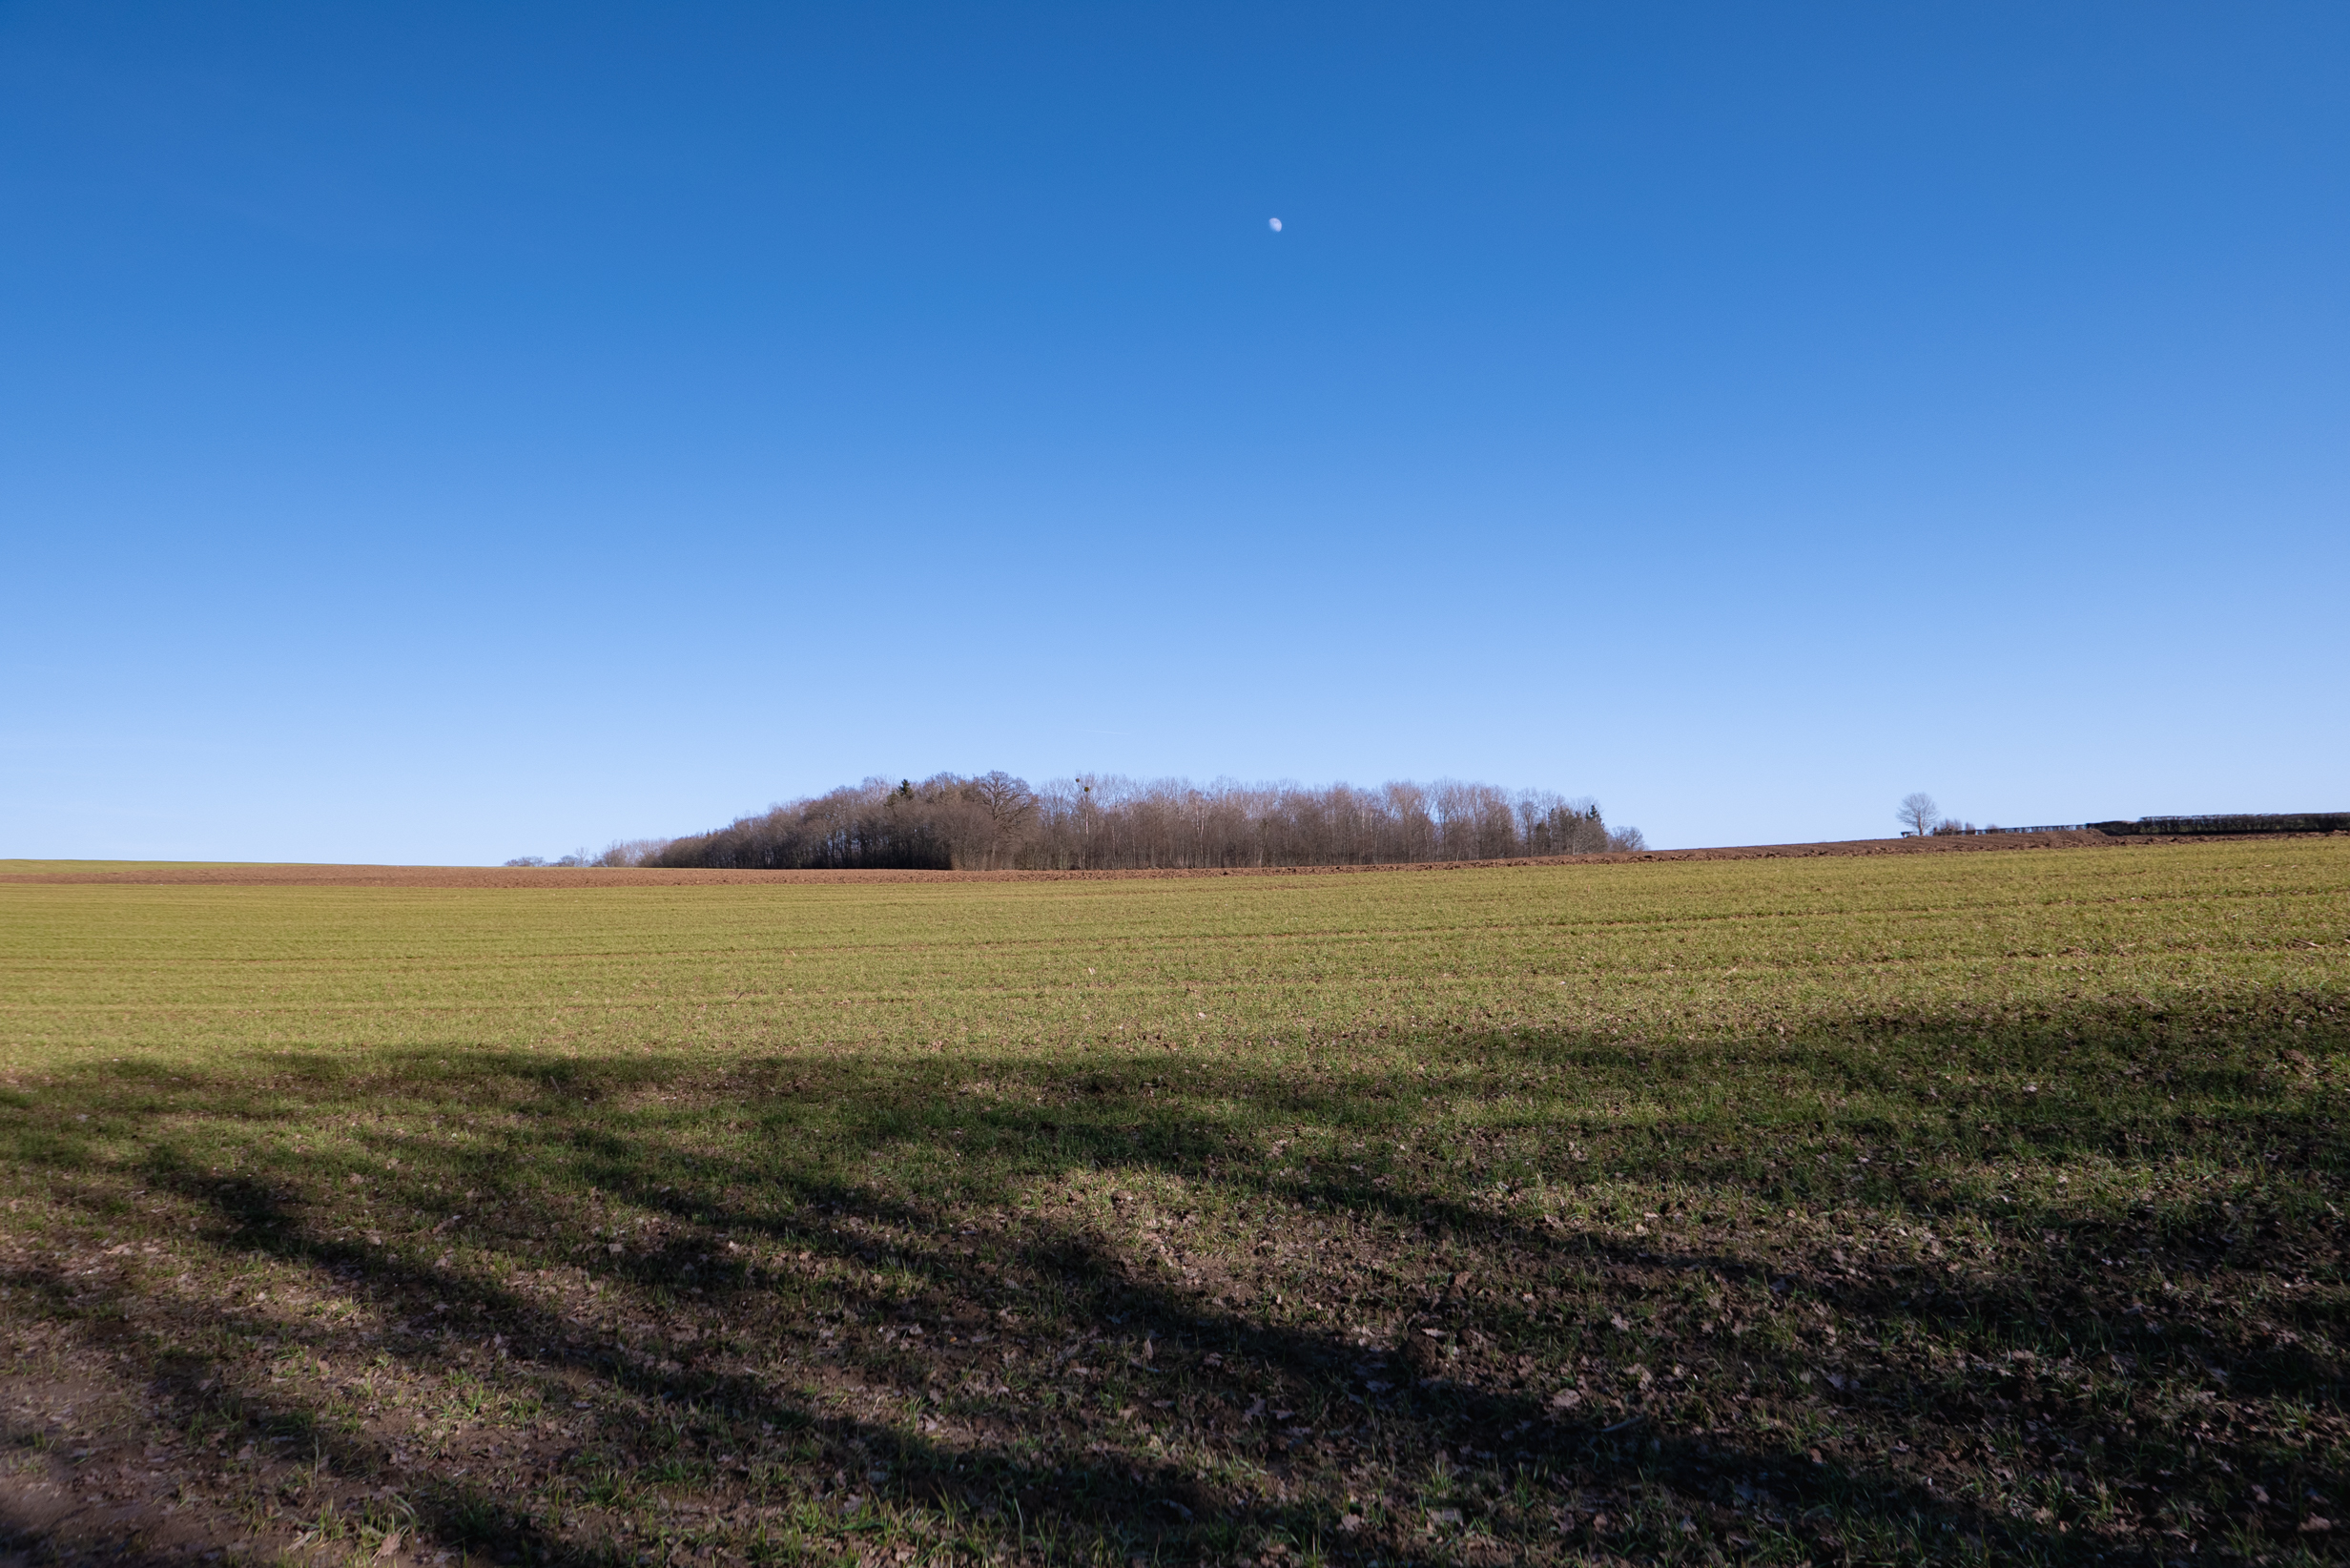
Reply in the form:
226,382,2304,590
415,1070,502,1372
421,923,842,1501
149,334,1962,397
4,3,2344,861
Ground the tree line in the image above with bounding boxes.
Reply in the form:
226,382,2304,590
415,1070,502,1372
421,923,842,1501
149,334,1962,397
639,773,1645,872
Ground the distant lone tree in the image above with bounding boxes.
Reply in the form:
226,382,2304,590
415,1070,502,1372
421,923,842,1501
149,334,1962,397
1898,793,1941,837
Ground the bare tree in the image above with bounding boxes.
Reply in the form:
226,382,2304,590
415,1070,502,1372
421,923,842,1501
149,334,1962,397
960,771,1038,870
1898,793,1941,837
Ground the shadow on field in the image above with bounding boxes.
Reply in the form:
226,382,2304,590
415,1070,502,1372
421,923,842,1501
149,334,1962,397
4,988,2346,1565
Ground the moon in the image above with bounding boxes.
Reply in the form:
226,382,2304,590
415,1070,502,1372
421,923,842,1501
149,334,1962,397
1268,217,1283,232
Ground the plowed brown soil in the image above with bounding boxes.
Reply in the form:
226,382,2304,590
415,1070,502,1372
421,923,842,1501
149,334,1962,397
0,830,2147,886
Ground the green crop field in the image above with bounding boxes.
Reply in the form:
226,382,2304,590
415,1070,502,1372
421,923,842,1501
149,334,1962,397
1,840,2345,1567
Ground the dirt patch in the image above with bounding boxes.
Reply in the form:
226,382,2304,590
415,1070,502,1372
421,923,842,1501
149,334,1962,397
0,832,2156,888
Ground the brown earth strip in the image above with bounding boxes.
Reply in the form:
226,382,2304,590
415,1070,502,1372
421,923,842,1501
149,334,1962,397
0,831,2180,887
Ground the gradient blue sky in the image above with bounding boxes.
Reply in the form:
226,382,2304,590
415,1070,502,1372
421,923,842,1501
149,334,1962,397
4,3,2344,861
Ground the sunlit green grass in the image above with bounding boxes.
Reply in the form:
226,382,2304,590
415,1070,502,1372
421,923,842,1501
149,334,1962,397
1,839,2344,1566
